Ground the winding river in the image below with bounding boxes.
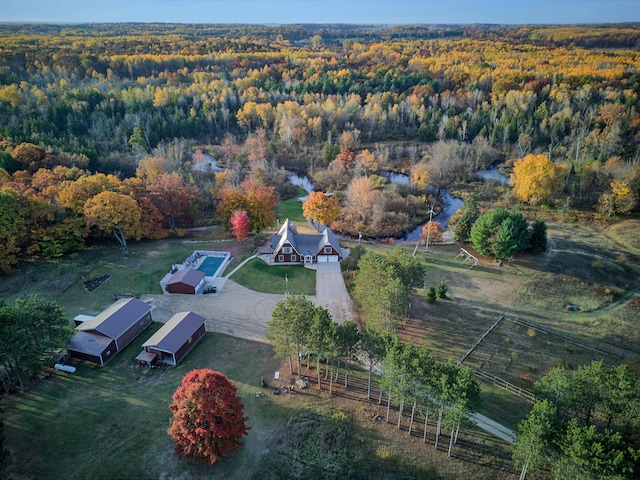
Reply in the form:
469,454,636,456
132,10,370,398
288,168,508,241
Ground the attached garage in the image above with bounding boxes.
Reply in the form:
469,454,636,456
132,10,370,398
317,255,339,262
166,268,205,295
138,311,206,366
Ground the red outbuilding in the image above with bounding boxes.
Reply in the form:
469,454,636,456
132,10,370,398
136,311,206,366
166,268,206,294
67,297,153,365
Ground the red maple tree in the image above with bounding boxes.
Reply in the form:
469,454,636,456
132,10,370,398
168,369,249,465
229,209,250,243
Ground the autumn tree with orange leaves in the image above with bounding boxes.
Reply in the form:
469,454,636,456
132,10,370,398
147,172,200,229
241,178,277,233
168,369,249,465
302,191,340,226
216,179,276,233
420,221,443,245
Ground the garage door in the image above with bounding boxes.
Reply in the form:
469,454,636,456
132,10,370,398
317,255,338,263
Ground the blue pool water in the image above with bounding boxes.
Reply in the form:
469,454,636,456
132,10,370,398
197,256,225,277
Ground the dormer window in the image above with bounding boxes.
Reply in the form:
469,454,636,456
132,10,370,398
324,246,332,254
282,246,293,254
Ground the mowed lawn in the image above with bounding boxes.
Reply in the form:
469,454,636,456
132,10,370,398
230,257,316,295
3,328,291,480
0,231,246,318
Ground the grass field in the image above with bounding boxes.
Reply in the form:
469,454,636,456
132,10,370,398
395,219,640,429
276,187,308,228
2,218,640,478
3,330,517,480
229,257,316,295
0,229,247,317
2,329,290,480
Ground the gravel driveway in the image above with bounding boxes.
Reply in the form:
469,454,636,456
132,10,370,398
141,262,354,342
313,262,354,324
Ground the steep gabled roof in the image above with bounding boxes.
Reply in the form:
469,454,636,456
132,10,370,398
317,224,342,254
272,218,300,255
142,311,205,354
271,218,342,259
76,297,152,339
167,268,205,287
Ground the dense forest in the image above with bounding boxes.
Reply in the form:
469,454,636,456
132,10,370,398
1,23,640,271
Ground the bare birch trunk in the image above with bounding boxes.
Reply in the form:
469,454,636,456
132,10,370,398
409,399,417,435
423,411,429,443
397,398,405,429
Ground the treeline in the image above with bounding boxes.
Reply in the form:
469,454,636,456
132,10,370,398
0,23,639,171
1,23,640,268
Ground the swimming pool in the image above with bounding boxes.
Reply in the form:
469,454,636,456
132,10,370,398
197,256,226,277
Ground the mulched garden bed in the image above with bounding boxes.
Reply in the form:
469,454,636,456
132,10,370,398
83,275,112,292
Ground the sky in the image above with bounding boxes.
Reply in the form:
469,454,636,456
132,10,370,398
1,0,639,25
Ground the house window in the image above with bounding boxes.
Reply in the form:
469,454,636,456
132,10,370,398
278,255,284,262
282,246,292,254
291,254,296,262
324,246,332,254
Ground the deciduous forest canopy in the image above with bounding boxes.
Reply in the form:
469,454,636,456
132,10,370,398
0,23,639,270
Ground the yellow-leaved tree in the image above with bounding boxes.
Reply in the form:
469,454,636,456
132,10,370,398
84,191,143,256
510,154,562,205
411,162,430,191
302,191,340,227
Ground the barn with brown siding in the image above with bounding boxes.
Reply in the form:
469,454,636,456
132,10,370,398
67,297,153,365
166,268,206,294
137,311,206,366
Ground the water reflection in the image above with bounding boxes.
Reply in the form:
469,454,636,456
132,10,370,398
476,167,509,184
288,173,314,193
191,153,222,173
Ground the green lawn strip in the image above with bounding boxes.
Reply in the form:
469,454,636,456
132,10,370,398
277,188,307,226
230,258,315,295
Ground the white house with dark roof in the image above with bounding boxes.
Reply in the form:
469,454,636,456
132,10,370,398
268,218,343,264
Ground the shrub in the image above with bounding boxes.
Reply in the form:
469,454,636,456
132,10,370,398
436,279,448,299
426,287,437,303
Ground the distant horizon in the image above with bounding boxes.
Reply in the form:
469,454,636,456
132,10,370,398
1,1,638,26
2,20,640,27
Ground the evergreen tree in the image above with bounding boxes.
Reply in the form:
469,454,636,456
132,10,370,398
454,198,479,243
426,286,437,303
436,279,448,299
528,218,548,254
470,208,532,260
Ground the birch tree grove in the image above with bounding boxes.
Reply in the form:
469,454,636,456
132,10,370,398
379,342,481,456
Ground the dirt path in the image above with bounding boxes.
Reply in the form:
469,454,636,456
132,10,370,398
470,413,516,444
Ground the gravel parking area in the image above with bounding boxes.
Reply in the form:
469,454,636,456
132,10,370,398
141,262,354,342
